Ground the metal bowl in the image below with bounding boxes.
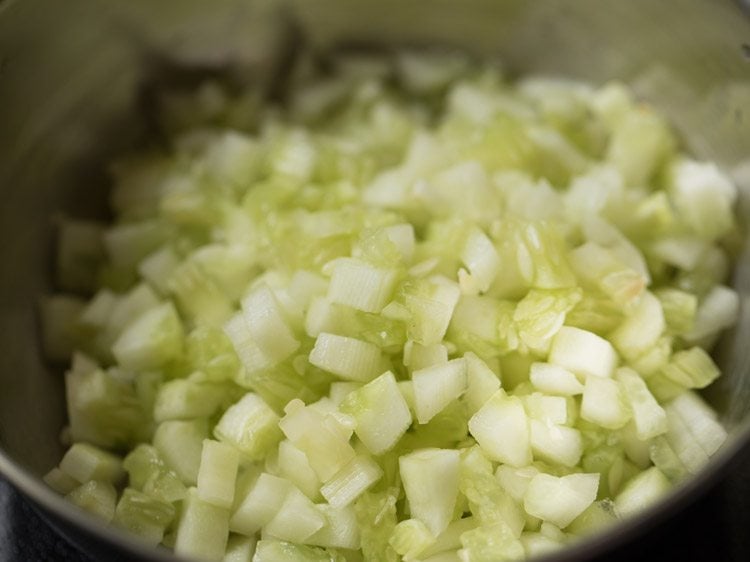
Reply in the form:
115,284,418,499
1,0,749,560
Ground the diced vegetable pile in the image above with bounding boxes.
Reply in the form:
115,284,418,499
40,51,741,561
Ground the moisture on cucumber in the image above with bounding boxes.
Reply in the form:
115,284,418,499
41,50,739,562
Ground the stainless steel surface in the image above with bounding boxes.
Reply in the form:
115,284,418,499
0,0,749,560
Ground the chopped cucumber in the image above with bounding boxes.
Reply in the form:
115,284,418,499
45,51,738,562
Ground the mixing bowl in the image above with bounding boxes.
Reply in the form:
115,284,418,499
1,0,749,560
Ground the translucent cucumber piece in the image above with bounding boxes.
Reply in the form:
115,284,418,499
389,518,434,560
458,523,525,562
123,444,187,503
354,488,400,562
252,540,346,562
66,480,117,522
113,488,176,545
459,447,525,538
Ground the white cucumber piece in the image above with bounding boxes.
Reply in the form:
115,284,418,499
468,390,531,467
400,448,460,536
174,488,230,562
460,227,500,293
59,443,124,484
340,371,412,455
153,378,226,422
463,352,501,415
279,400,356,482
263,486,326,543
609,291,665,361
669,158,736,240
138,246,180,294
580,377,630,430
404,341,449,372
661,347,721,389
614,466,670,517
154,419,209,486
214,393,282,462
615,367,667,440
529,420,583,468
197,440,240,509
44,468,80,495
223,535,258,562
412,358,468,424
548,326,617,379
495,466,540,504
403,276,461,346
112,302,184,371
277,440,322,501
666,392,727,457
307,504,360,550
241,284,300,365
523,393,568,425
684,285,739,344
309,332,384,382
320,454,383,508
230,473,291,536
327,257,398,313
524,473,599,529
529,362,583,396
419,517,477,559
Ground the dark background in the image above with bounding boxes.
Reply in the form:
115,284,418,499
2,448,750,562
